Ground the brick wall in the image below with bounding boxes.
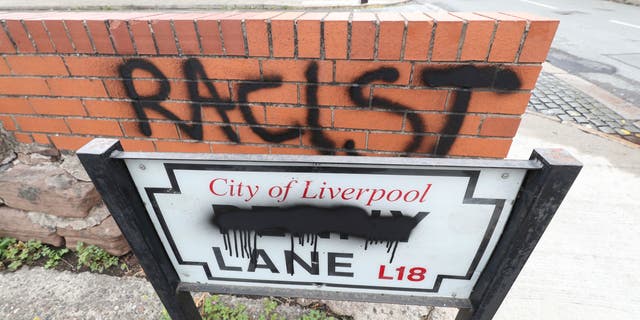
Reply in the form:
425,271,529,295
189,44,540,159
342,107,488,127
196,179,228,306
0,11,558,158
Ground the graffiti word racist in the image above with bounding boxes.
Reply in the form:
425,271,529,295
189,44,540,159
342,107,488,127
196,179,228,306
118,58,522,156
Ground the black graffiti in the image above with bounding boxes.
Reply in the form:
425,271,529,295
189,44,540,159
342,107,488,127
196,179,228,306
212,204,427,242
119,59,521,156
421,65,522,154
211,204,428,271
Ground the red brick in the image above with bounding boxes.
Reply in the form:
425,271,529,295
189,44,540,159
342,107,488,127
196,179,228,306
120,139,156,152
270,146,318,155
15,116,70,133
64,56,122,77
509,13,559,63
0,25,15,53
350,12,376,60
232,83,297,104
420,114,482,135
503,65,542,90
67,118,122,136
85,20,115,54
29,98,86,116
47,78,108,98
6,56,68,76
452,12,495,61
43,20,74,53
198,58,260,80
466,91,531,114
335,61,411,84
368,132,438,154
0,97,34,114
84,100,137,119
212,143,269,154
191,80,231,101
135,56,183,79
22,20,54,53
266,106,331,128
200,124,235,142
401,12,433,61
0,58,9,75
155,140,211,153
323,12,350,59
333,109,403,131
50,135,92,150
0,78,49,96
3,20,35,53
65,20,94,53
237,125,300,145
32,133,51,144
0,58,7,75
103,79,132,98
13,133,33,143
372,88,448,111
219,14,245,56
480,116,522,137
244,12,276,57
0,115,16,130
376,12,404,61
302,129,367,150
311,85,368,107
202,104,264,124
149,19,178,55
173,19,201,55
166,80,229,102
446,136,512,158
107,19,135,54
428,12,464,61
261,60,332,82
296,12,326,58
478,12,526,63
196,14,223,55
128,19,156,54
145,101,192,121
121,121,179,139
271,12,303,58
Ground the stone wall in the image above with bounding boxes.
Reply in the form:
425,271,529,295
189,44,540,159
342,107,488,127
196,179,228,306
0,127,130,255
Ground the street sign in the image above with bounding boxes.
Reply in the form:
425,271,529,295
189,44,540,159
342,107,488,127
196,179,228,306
77,139,581,320
124,158,526,301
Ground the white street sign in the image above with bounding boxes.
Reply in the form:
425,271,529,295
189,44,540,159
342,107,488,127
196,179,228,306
125,159,526,300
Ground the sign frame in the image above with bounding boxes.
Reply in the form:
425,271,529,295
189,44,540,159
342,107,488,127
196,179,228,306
77,138,581,320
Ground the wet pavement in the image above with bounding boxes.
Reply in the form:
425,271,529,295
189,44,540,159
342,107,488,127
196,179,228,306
528,71,640,144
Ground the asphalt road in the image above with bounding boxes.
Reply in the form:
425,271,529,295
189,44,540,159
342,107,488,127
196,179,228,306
417,0,640,108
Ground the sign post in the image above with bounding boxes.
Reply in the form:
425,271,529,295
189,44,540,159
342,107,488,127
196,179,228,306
77,139,581,320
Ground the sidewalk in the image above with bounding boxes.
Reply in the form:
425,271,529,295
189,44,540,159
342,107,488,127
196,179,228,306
1,111,638,320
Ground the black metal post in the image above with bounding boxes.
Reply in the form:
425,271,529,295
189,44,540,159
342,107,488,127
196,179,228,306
456,148,582,320
77,138,201,320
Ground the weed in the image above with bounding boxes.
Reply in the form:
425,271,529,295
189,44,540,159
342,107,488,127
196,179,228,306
0,237,70,271
159,308,171,320
202,295,250,320
259,298,285,320
76,242,123,273
300,309,338,320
